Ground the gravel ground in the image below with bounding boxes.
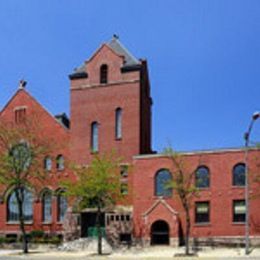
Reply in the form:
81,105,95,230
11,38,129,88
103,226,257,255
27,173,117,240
0,246,260,259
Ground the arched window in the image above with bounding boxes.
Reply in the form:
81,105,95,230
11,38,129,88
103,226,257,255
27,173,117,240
233,163,245,186
155,169,172,197
57,191,67,222
56,155,64,171
91,122,99,152
44,156,52,171
195,166,210,188
10,142,31,171
7,188,33,222
100,64,108,84
115,108,122,139
42,190,52,222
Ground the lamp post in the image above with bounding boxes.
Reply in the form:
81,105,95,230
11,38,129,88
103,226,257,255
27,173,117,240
244,111,260,255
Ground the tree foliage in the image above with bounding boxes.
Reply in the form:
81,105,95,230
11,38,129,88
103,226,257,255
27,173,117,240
0,118,56,253
164,147,199,255
63,152,122,255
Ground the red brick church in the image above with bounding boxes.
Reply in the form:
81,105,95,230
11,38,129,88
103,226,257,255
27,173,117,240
0,36,260,246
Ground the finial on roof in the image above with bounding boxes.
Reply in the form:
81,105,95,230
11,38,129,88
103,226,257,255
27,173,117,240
113,34,119,39
18,79,27,89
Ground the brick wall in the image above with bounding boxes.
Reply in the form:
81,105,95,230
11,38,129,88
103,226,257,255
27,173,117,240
133,149,260,243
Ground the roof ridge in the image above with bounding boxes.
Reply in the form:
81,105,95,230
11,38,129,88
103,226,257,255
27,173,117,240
107,37,140,66
109,37,139,64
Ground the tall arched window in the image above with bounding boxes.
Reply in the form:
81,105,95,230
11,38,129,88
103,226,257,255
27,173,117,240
100,64,108,84
233,163,245,186
42,190,52,222
91,122,99,152
7,188,33,222
155,169,172,197
115,108,122,139
10,142,31,171
56,155,64,171
57,191,67,222
44,156,52,171
195,166,210,188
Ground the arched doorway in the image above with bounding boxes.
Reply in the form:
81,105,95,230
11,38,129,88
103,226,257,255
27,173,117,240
151,220,169,245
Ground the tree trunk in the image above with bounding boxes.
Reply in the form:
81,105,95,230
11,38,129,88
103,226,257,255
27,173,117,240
96,206,102,255
15,188,28,254
184,206,191,255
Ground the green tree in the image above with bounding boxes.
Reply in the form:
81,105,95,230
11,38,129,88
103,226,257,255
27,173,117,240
164,147,199,256
0,119,55,253
63,153,122,255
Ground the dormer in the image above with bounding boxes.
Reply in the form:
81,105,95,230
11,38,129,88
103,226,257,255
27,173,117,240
69,35,142,88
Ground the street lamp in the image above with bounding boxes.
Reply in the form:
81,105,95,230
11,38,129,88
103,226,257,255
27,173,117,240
244,111,260,255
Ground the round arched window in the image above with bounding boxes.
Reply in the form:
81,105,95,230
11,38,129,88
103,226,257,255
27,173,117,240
155,169,172,197
233,163,245,186
7,188,33,222
195,166,210,188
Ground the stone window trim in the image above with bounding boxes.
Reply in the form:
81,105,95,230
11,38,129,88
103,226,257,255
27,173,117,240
7,221,33,225
13,106,28,111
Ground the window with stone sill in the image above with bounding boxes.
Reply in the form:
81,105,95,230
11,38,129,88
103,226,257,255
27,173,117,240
233,200,245,223
195,201,210,223
7,188,33,222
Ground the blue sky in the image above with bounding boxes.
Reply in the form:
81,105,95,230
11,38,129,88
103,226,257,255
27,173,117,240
0,1,259,152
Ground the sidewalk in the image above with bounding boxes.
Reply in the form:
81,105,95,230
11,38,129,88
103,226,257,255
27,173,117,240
1,246,260,259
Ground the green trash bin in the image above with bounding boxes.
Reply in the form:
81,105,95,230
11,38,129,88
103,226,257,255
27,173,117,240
87,227,106,238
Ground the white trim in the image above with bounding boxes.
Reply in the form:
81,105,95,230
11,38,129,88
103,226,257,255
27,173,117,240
142,198,178,217
134,147,260,160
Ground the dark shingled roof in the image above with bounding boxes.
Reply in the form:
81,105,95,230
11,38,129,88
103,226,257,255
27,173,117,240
69,36,141,79
107,36,140,66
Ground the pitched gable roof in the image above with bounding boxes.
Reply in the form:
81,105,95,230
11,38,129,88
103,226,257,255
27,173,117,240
142,198,178,217
0,88,70,131
69,36,141,79
107,36,140,66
